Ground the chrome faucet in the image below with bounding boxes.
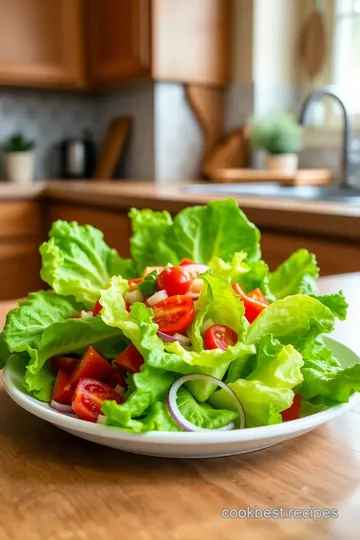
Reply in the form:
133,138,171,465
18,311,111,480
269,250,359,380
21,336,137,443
299,86,359,188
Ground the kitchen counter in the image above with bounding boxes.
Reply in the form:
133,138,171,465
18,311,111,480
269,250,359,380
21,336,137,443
0,180,359,240
0,273,360,540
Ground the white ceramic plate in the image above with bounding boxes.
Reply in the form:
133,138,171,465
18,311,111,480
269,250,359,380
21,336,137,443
3,336,360,458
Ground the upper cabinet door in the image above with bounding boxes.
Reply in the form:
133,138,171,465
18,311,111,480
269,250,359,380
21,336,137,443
88,0,151,85
0,0,85,88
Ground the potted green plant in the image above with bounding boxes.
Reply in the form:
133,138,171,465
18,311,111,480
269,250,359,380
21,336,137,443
249,113,303,174
2,133,35,184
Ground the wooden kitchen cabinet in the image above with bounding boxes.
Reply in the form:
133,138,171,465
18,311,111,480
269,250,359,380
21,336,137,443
88,0,231,86
0,0,84,88
0,201,42,300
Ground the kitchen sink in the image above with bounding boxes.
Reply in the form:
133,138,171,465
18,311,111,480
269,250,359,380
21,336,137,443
186,183,360,204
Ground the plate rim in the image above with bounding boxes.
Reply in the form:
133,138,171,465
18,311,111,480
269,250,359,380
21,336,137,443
3,336,360,447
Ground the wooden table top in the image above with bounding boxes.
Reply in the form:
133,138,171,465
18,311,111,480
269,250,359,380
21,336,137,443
1,274,360,540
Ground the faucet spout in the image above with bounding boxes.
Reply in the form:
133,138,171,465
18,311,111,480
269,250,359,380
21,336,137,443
298,86,354,188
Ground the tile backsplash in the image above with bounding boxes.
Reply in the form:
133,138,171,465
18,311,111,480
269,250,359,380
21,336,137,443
0,88,97,179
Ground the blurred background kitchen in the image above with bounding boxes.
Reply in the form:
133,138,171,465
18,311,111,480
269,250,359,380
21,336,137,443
0,0,358,184
1,0,360,302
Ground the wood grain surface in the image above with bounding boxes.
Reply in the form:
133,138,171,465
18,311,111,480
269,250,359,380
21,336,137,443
0,274,360,540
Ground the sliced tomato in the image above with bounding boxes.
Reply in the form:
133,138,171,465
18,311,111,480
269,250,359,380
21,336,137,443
128,277,143,287
281,394,302,422
152,295,194,334
50,355,79,375
52,370,73,404
248,288,268,304
72,378,124,422
103,367,127,389
204,324,238,351
70,346,113,387
157,266,191,296
232,283,268,323
179,258,195,266
93,301,102,316
113,344,144,373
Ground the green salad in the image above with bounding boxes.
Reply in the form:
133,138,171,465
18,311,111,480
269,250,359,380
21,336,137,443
1,198,359,433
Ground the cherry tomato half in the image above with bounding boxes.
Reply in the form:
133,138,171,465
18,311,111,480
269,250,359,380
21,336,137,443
70,346,113,388
93,301,102,316
50,355,79,375
281,394,302,422
204,324,238,351
113,344,144,374
72,378,124,422
157,266,192,296
232,283,268,323
52,370,73,404
103,367,127,389
152,295,195,334
248,288,268,304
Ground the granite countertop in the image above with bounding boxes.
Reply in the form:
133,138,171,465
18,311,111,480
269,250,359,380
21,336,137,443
1,180,360,240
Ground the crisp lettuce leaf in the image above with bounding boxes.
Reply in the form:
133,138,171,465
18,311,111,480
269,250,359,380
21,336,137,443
138,270,158,296
246,294,335,347
298,338,360,403
0,333,11,370
24,316,126,401
174,387,238,429
188,271,248,352
311,291,348,321
3,291,82,353
216,337,304,426
208,252,249,281
129,208,177,273
237,260,273,300
129,199,261,271
165,199,261,263
210,379,294,427
40,220,136,308
141,401,182,432
269,249,319,299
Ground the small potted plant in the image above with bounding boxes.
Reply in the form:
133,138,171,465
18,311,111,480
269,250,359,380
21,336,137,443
2,133,35,184
249,113,302,174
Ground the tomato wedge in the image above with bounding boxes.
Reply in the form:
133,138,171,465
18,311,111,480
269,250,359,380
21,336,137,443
152,295,195,334
50,356,79,375
52,370,73,404
281,394,302,422
204,324,238,351
103,367,127,389
93,301,102,316
72,378,124,422
157,266,191,296
248,288,268,304
232,283,268,323
114,344,144,373
70,346,113,387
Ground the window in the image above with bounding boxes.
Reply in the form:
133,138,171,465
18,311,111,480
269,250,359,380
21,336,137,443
332,0,360,116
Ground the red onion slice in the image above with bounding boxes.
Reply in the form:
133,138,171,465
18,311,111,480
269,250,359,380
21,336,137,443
97,414,107,425
50,400,74,415
157,331,192,347
157,331,177,343
185,292,200,300
167,374,246,432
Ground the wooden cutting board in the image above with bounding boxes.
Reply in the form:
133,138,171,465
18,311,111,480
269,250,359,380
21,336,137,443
94,117,132,180
208,168,333,186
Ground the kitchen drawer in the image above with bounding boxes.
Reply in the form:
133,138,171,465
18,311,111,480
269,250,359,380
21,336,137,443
47,203,132,257
0,201,41,239
261,231,360,276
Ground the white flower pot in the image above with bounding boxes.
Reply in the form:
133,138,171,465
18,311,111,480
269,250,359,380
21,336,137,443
3,151,35,184
265,154,298,175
